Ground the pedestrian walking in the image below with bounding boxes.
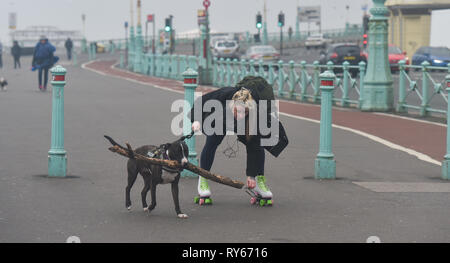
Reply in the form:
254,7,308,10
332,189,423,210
0,40,3,69
65,38,73,60
11,41,22,69
32,36,58,91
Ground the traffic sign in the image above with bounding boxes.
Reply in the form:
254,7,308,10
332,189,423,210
203,0,211,10
147,14,154,22
198,9,206,25
297,6,321,23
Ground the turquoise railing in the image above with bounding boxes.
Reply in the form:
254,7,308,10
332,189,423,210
397,60,450,116
212,58,366,108
127,52,200,81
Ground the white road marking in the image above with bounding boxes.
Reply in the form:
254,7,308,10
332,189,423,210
353,182,450,193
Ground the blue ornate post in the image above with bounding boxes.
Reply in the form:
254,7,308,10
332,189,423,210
361,0,393,111
442,74,450,180
48,66,67,177
315,70,336,180
181,68,199,178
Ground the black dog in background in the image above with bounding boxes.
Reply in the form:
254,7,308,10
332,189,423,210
104,135,190,219
0,77,7,91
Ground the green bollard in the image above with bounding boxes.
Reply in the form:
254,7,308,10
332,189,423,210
315,70,336,180
300,60,308,101
72,52,77,66
48,66,68,177
181,68,199,178
90,43,96,60
277,60,284,97
358,61,366,109
397,60,407,113
342,61,350,107
420,61,430,117
225,58,232,86
312,61,320,103
120,52,124,68
442,74,450,180
288,60,296,98
81,38,88,54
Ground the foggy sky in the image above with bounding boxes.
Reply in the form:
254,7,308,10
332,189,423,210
1,0,449,47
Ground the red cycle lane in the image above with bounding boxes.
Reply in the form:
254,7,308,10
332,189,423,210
84,60,446,163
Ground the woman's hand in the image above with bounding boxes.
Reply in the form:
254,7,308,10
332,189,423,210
191,121,201,132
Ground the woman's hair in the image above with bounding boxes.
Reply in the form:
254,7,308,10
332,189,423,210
230,87,255,110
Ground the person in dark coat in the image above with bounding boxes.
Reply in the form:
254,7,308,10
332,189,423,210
189,76,288,205
32,36,57,91
64,38,73,60
11,41,22,69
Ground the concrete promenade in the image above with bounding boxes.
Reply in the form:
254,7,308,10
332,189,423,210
0,55,448,242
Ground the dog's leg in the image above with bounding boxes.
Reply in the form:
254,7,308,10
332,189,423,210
171,177,188,219
146,182,157,212
126,162,139,211
141,179,151,211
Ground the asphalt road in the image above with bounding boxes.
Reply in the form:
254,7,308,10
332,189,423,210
0,55,449,243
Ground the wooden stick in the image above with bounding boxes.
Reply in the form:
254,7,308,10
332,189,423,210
108,145,245,189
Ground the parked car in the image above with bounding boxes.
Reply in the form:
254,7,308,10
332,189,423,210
210,36,229,49
319,43,366,77
412,46,450,67
242,45,280,63
388,45,409,73
212,40,240,59
305,34,329,49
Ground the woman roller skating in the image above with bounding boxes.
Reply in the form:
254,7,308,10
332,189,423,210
190,76,288,206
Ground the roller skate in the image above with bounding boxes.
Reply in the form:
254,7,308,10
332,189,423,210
245,175,273,206
194,176,213,205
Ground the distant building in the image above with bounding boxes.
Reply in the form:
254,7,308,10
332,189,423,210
386,0,450,57
10,26,82,55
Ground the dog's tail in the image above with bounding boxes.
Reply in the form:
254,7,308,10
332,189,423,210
104,135,135,159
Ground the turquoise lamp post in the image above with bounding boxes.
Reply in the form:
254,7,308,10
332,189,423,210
181,68,199,178
315,70,336,180
48,66,68,177
361,0,394,111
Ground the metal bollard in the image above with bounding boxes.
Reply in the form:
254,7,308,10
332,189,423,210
358,61,366,109
315,70,336,180
277,60,284,97
300,60,308,101
342,61,350,107
181,68,199,178
397,60,406,113
420,61,430,117
312,61,320,103
72,52,77,66
442,74,450,180
120,52,124,69
48,66,68,177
